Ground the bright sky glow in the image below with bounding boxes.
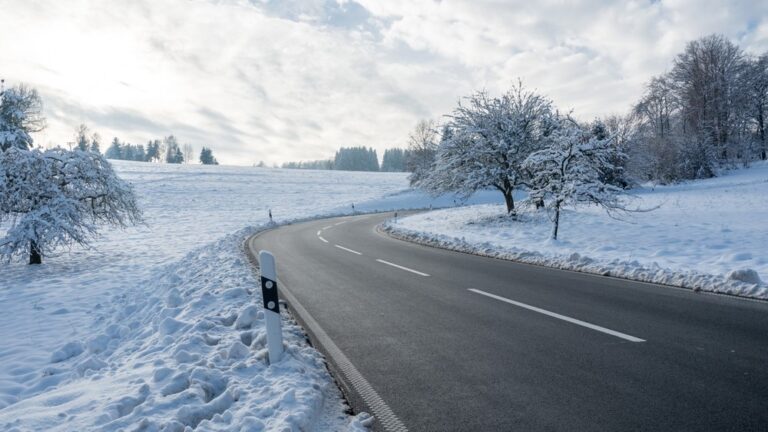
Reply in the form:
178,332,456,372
2,0,767,165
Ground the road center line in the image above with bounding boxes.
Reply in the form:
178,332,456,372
335,244,362,255
334,221,347,226
322,225,333,230
468,288,646,343
318,236,329,243
376,259,430,277
317,230,322,236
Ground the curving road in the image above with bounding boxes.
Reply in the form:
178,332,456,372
248,212,768,432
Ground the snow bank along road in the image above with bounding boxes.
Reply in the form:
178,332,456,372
248,212,768,431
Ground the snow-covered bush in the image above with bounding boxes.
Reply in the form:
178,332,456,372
524,120,626,239
0,147,143,264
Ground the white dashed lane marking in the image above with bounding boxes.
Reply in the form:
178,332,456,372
335,244,362,255
468,288,646,343
375,259,430,277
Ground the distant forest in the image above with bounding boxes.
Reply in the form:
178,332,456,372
282,146,409,172
104,135,219,165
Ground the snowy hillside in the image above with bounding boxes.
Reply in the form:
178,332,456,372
388,162,768,299
0,162,425,431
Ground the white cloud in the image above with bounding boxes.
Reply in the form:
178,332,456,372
1,0,766,164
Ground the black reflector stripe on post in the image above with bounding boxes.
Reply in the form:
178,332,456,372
261,276,280,313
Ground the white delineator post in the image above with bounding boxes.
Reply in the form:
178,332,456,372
259,250,283,364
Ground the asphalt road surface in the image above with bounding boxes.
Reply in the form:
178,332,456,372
248,212,768,431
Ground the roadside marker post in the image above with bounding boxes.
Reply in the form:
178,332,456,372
259,250,284,364
394,211,398,223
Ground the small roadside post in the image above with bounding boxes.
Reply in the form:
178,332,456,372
394,211,398,223
268,208,273,223
259,250,283,364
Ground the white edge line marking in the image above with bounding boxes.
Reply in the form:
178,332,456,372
334,221,347,226
335,244,362,255
269,277,409,432
316,230,322,236
318,236,328,243
248,237,407,431
375,259,430,277
468,288,646,343
322,225,333,230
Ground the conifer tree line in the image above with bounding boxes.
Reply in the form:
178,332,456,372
282,146,411,172
281,159,335,170
104,135,218,165
333,146,379,171
380,148,409,172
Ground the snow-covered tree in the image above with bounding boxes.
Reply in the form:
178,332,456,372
199,147,218,165
90,132,101,154
0,82,45,151
105,137,122,159
421,82,557,214
134,144,146,162
145,140,161,162
122,142,136,161
164,135,184,164
75,124,90,151
0,147,143,264
524,120,625,239
589,118,629,188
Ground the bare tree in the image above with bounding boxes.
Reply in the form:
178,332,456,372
405,119,438,186
182,143,194,164
746,53,768,160
634,76,678,140
74,124,90,151
669,34,749,162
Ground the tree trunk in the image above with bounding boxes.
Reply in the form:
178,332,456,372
29,240,41,265
552,202,561,240
758,108,766,160
503,191,515,215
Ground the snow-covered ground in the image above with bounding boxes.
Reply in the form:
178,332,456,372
5,157,764,431
0,161,500,431
387,161,768,300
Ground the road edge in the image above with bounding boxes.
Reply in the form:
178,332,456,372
244,223,408,432
378,222,768,304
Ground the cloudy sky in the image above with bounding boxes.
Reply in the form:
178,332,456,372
2,0,767,165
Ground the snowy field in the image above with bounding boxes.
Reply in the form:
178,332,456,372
0,161,489,431
387,161,768,300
